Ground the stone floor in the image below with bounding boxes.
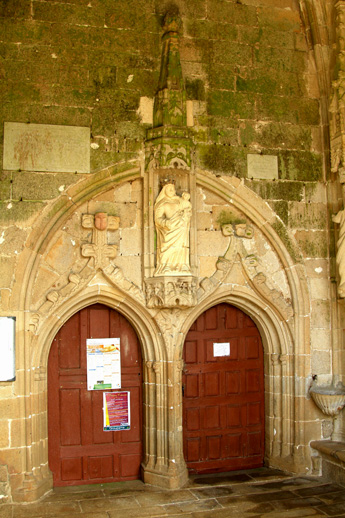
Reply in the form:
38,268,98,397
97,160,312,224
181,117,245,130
2,468,345,518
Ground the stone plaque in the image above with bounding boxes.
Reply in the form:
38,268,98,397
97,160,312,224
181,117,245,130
3,122,90,173
247,154,278,180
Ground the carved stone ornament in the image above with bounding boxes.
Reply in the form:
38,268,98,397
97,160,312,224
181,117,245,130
145,11,192,171
198,221,293,321
332,209,345,297
31,213,144,334
154,308,184,348
146,276,197,309
199,222,254,296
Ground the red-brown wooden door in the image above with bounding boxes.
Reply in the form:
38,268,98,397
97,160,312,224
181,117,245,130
183,303,264,473
48,304,142,486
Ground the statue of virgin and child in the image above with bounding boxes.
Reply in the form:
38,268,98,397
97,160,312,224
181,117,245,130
154,182,192,276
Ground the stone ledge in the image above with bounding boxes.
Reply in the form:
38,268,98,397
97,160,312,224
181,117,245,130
311,440,345,486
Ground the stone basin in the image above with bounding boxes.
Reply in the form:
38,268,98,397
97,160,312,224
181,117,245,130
310,385,345,417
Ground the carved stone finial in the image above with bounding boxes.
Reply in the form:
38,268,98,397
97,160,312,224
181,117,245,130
145,7,192,171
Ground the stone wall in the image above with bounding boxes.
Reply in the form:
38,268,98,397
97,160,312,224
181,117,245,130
0,0,341,504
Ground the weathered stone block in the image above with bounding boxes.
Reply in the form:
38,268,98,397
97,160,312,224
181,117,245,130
33,1,105,26
311,300,331,328
197,144,246,176
119,228,142,256
0,257,16,289
289,202,327,230
0,421,9,449
256,123,312,150
295,230,328,258
0,174,12,201
196,212,213,231
207,0,257,26
9,419,25,449
246,180,304,201
256,95,320,126
12,172,79,201
310,328,332,351
257,6,301,32
207,91,255,119
213,41,253,66
311,351,332,375
197,230,226,257
0,0,31,18
0,201,46,227
310,278,330,300
268,201,288,225
279,151,322,181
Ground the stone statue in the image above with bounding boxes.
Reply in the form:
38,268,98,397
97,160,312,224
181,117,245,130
333,209,345,297
154,183,192,276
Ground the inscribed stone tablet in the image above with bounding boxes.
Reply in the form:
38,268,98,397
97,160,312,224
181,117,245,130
247,154,278,180
3,122,90,173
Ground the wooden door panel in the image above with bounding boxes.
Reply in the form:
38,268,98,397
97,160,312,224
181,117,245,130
48,304,142,486
183,303,264,473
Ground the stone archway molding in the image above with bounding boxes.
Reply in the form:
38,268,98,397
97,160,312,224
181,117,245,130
10,163,311,501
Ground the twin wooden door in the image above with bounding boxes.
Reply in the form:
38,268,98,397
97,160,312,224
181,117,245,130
48,304,142,486
183,303,265,473
48,303,264,485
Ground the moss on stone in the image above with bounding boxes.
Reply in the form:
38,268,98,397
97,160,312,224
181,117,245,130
217,210,246,227
12,172,80,201
257,123,312,150
197,144,246,176
269,201,288,225
208,91,255,120
185,78,205,101
90,150,138,172
246,180,304,201
0,173,12,201
272,219,301,263
0,201,46,225
295,230,328,258
279,151,323,181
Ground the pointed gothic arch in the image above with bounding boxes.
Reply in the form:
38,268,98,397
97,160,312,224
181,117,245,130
11,163,312,500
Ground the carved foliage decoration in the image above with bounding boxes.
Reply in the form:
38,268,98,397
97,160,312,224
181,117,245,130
154,308,184,349
199,221,293,321
30,213,144,334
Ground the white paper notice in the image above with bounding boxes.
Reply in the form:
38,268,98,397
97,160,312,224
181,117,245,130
86,338,121,390
213,342,230,357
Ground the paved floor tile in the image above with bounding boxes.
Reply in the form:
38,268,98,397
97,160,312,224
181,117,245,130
3,468,345,518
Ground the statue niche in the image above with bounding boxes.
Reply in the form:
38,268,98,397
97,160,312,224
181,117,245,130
154,182,192,277
145,181,196,309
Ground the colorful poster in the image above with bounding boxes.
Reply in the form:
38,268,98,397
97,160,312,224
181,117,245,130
103,391,131,431
86,338,121,390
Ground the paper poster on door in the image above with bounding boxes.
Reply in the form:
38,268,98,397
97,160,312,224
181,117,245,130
213,342,230,357
103,391,131,431
86,338,121,390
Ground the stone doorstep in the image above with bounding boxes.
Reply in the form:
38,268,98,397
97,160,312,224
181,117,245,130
311,440,345,482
